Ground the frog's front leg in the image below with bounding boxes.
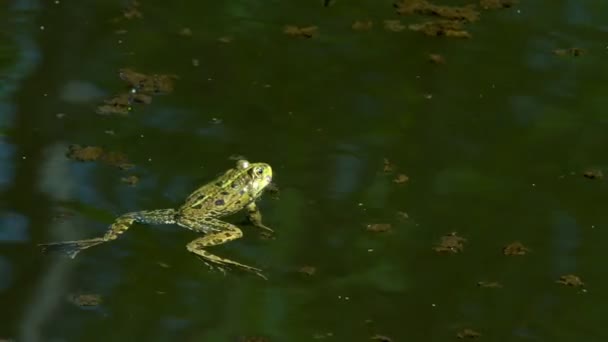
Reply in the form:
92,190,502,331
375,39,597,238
39,209,176,258
245,202,274,234
179,217,267,280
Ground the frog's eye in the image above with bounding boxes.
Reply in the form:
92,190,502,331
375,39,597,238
255,167,264,175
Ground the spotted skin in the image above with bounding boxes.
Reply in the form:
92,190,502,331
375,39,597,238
184,218,266,280
38,160,274,279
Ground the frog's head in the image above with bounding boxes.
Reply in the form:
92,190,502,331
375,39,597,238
237,160,273,194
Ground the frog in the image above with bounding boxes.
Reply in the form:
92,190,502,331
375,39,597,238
38,159,274,279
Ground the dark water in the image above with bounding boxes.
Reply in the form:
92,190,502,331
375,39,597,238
2,0,608,341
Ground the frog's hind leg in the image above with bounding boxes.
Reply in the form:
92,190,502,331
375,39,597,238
180,217,266,279
39,238,106,259
39,209,177,259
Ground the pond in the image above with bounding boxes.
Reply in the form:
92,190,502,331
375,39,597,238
1,0,608,341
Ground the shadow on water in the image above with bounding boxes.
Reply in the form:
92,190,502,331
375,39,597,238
2,0,608,340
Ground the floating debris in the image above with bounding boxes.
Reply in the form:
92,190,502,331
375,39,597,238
457,328,481,339
298,265,317,276
68,293,102,307
393,173,409,184
366,223,392,233
121,175,139,186
477,281,502,288
409,20,471,38
119,68,177,94
97,69,176,115
66,145,103,161
284,25,318,38
583,169,603,180
556,274,584,287
383,20,406,32
480,0,518,9
352,20,373,31
313,332,334,339
218,36,233,43
429,53,446,64
179,27,192,36
122,0,142,20
383,158,395,173
66,144,134,170
433,232,466,253
396,211,409,220
553,48,585,57
395,0,480,22
370,335,392,342
96,93,151,116
114,29,128,35
503,241,529,256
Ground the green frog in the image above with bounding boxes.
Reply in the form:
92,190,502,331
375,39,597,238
39,159,274,279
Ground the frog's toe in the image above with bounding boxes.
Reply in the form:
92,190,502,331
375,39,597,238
236,264,267,280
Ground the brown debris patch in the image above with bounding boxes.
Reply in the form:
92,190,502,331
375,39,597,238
480,0,518,9
477,281,502,288
122,0,142,19
556,274,584,287
429,53,446,64
284,25,318,38
393,173,409,184
67,145,134,170
366,223,392,233
396,211,409,220
583,169,603,180
409,20,471,38
395,0,480,23
553,48,585,57
298,265,317,276
96,93,152,116
457,328,481,339
383,20,406,32
382,158,410,184
68,293,102,307
66,145,103,161
503,241,529,256
97,69,176,115
119,68,177,94
353,20,374,31
383,158,395,173
121,175,139,186
218,36,233,43
433,232,466,253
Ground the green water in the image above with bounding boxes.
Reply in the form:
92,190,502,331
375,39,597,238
2,0,608,341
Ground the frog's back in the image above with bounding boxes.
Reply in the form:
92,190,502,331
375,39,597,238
178,169,250,217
